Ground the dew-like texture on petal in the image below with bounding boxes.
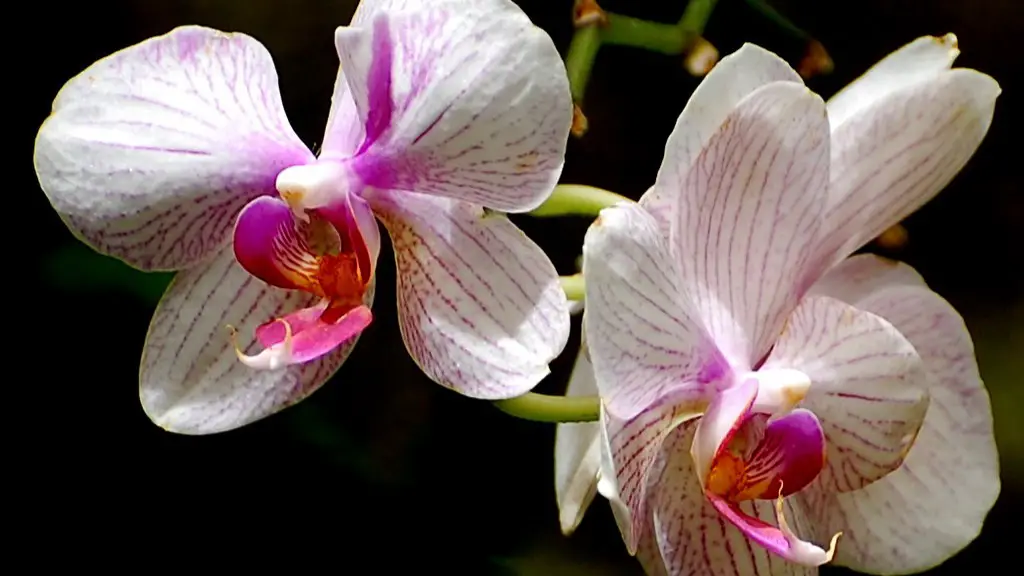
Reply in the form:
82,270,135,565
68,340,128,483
814,69,1000,271
34,26,313,271
604,401,706,555
582,202,728,420
333,2,571,212
641,43,802,237
666,82,830,368
369,189,569,399
763,296,929,492
139,247,375,434
800,260,998,573
555,339,602,535
651,422,815,576
826,34,960,129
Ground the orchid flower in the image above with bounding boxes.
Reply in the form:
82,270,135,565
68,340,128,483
555,35,999,574
34,0,573,435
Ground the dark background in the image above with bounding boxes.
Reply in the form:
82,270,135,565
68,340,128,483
18,0,1021,572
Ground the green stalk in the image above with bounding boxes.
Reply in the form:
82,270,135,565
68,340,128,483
560,274,585,301
566,25,602,102
528,184,631,218
493,392,600,423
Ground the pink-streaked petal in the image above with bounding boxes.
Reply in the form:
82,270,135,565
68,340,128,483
237,304,373,369
582,202,729,420
710,409,826,501
640,43,802,237
808,253,925,304
763,296,929,491
692,379,758,487
555,339,602,535
139,247,376,435
799,282,997,573
369,189,569,398
603,402,705,554
335,4,572,212
636,514,670,576
706,494,839,567
320,61,363,159
319,0,419,156
669,81,830,368
651,422,817,575
826,34,960,129
813,68,1000,271
34,26,312,271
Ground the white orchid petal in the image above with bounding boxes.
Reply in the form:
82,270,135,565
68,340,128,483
140,247,374,434
333,2,571,212
371,190,569,398
603,403,704,555
764,296,929,491
582,202,727,420
801,262,998,573
652,422,815,575
641,43,801,236
817,68,1000,269
809,253,926,303
826,34,960,129
668,81,830,366
34,26,312,271
555,340,602,535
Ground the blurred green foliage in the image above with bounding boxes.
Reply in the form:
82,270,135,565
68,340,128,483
43,243,172,305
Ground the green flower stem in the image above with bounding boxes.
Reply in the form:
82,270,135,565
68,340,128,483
528,184,631,217
560,273,585,301
493,392,600,423
601,14,688,55
565,0,721,105
566,24,602,102
743,0,810,40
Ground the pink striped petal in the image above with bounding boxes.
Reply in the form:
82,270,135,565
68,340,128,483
640,43,801,237
555,338,602,535
763,296,929,491
320,65,363,159
582,202,729,420
826,34,962,131
651,422,818,575
808,253,925,304
34,26,312,271
668,81,830,369
369,190,569,398
604,401,705,555
332,2,571,212
814,61,999,271
319,0,403,157
140,247,375,434
799,260,997,573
